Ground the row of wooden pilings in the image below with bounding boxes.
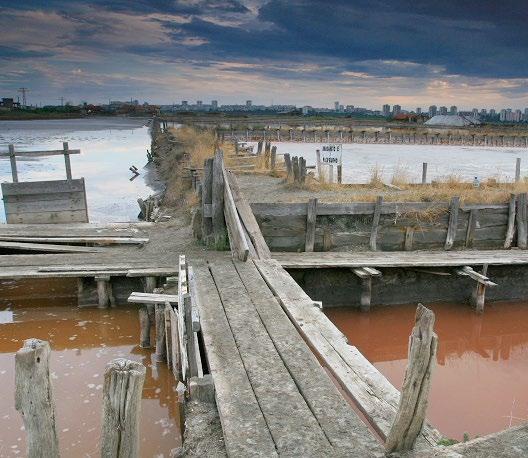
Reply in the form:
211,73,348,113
15,339,145,458
227,128,528,147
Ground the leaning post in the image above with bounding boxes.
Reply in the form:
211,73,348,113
101,358,146,458
385,304,438,453
63,141,72,180
15,339,60,458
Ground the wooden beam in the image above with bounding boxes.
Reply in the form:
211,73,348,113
0,240,106,253
305,198,317,252
212,150,226,246
369,196,383,251
222,167,250,261
127,292,178,304
201,157,214,244
225,171,271,259
517,192,527,249
444,196,460,250
0,149,81,157
456,265,497,287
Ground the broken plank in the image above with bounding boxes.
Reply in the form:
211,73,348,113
0,241,106,253
127,292,179,304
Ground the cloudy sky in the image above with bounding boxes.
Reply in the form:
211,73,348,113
1,0,527,110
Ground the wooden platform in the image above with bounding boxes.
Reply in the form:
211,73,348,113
273,249,528,269
192,259,384,457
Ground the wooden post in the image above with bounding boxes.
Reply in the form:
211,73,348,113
212,149,226,246
201,157,214,244
444,196,460,250
515,157,521,182
63,141,72,180
517,192,527,249
9,144,18,183
101,359,146,458
421,162,428,184
316,149,322,181
504,193,517,249
404,227,414,251
465,209,478,248
337,164,343,184
270,145,277,170
299,157,307,184
369,196,383,251
164,304,172,370
284,153,292,181
292,156,299,183
328,164,334,183
472,264,489,313
264,142,271,168
256,140,263,155
15,339,59,458
154,303,167,362
183,294,198,380
96,275,112,308
385,304,438,453
305,198,317,252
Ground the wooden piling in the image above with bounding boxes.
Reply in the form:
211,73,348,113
15,339,59,458
292,156,299,183
337,164,342,184
517,193,527,249
212,150,226,246
270,145,277,170
369,196,383,251
299,157,307,184
444,196,460,250
155,303,167,362
284,153,292,181
201,158,214,244
465,209,478,248
8,144,19,183
328,164,334,184
316,149,322,181
256,140,263,155
421,162,428,184
515,157,521,182
101,359,146,458
385,304,438,453
63,142,72,180
504,194,517,249
95,275,113,308
305,198,318,252
472,264,489,313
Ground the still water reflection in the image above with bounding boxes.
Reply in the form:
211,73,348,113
0,117,158,223
0,288,181,457
325,302,528,441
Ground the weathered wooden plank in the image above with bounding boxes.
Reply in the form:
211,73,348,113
4,195,87,213
504,194,517,249
201,157,214,243
222,168,250,261
254,259,441,448
191,264,278,457
209,261,334,456
305,198,317,252
0,241,105,253
0,236,148,245
212,150,226,245
233,260,383,455
0,149,81,157
369,196,383,251
1,179,86,196
517,193,527,249
127,292,178,304
465,209,478,248
225,171,271,259
445,196,460,250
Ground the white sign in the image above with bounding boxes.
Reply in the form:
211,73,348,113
320,144,342,165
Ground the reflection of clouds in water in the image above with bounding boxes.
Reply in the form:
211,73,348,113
0,120,152,223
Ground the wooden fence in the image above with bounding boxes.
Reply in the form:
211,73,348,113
251,195,525,252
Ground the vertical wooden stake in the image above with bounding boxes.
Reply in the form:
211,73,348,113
472,265,489,313
96,275,111,308
316,149,322,181
201,157,214,244
292,156,299,183
212,150,226,246
465,209,478,248
154,303,167,362
385,304,438,453
305,198,317,252
517,192,527,249
9,144,18,183
63,141,72,180
15,339,59,458
515,157,521,182
328,164,334,183
270,145,277,170
360,277,372,312
101,359,146,458
284,153,292,181
337,164,343,184
504,193,517,249
444,196,460,250
369,196,383,251
421,162,428,184
299,157,307,184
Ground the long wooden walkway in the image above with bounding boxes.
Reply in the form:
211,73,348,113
192,259,384,457
273,249,528,269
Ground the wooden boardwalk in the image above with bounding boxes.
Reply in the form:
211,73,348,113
273,249,528,269
192,259,385,457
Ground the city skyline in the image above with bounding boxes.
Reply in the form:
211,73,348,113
1,1,528,108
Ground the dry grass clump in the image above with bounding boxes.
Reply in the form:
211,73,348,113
369,164,384,188
390,162,412,187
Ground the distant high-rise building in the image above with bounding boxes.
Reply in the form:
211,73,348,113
480,108,487,116
345,105,354,112
182,100,188,106
514,109,522,122
211,100,218,109
449,106,457,115
382,104,391,116
416,107,422,114
428,105,437,117
439,106,448,115
334,101,340,112
524,108,528,120
246,100,252,107
392,104,402,116
489,108,496,117
472,108,479,118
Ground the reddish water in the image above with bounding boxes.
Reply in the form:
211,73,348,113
0,282,181,457
325,302,528,441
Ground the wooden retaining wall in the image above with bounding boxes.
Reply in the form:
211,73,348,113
2,179,89,224
251,199,520,252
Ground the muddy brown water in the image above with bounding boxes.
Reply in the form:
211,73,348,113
0,280,181,457
325,301,528,441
